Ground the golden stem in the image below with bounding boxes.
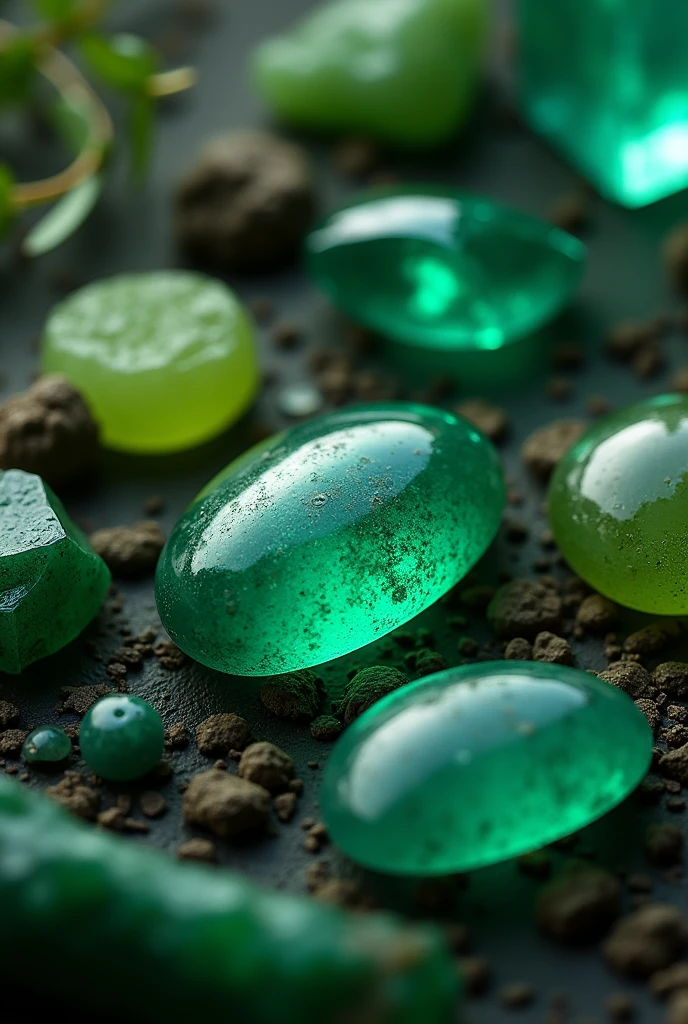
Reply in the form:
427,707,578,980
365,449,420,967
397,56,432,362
147,66,198,98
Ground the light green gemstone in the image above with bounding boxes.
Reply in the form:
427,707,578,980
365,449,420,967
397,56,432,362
22,725,72,763
322,662,653,875
41,271,259,454
80,695,165,782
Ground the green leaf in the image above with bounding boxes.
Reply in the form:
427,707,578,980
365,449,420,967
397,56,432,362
22,175,102,257
0,34,37,107
80,33,158,94
30,0,78,21
50,94,93,154
0,164,15,239
128,94,154,178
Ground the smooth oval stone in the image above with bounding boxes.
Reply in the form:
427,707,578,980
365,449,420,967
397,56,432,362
155,403,504,676
321,662,653,875
306,189,586,351
80,694,165,782
41,271,259,453
549,394,688,614
22,725,72,763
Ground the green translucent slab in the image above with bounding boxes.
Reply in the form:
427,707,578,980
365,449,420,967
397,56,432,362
322,662,653,875
306,189,586,351
155,403,504,676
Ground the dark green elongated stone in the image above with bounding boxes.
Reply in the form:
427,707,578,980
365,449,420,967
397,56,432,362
80,695,165,781
155,403,504,676
321,662,653,875
306,188,586,351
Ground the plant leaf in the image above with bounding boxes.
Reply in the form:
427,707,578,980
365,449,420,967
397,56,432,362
128,93,154,178
30,0,78,22
50,94,94,153
0,164,15,239
22,174,102,257
0,34,37,107
80,33,158,94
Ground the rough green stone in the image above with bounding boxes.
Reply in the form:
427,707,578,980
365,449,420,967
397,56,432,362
80,695,165,782
0,469,110,674
322,662,652,875
155,403,504,676
22,725,71,763
252,0,489,148
306,189,586,351
549,394,688,614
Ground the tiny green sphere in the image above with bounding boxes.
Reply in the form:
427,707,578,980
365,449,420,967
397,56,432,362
549,394,688,614
22,725,72,763
80,695,165,782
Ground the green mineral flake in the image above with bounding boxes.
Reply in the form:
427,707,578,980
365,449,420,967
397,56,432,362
41,271,259,454
155,403,504,676
519,0,688,208
80,694,165,782
306,189,586,351
0,776,457,1021
22,725,71,763
252,0,489,148
0,469,110,674
321,662,653,875
549,394,688,614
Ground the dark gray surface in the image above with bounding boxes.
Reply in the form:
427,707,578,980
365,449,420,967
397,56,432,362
2,0,688,1021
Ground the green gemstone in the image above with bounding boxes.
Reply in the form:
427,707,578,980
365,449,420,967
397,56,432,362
322,662,653,875
80,695,165,781
549,394,688,614
22,725,72,763
0,469,110,674
252,0,489,148
155,403,504,676
41,271,259,454
306,189,586,351
519,0,688,208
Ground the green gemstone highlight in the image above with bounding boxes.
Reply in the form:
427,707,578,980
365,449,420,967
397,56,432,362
41,271,259,454
80,695,165,781
22,725,71,763
322,662,653,875
156,403,504,676
306,189,586,351
252,0,488,149
549,394,688,614
519,0,688,208
0,469,110,674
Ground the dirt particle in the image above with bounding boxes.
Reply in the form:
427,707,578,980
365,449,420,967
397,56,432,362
505,637,533,660
659,744,688,784
664,222,688,292
645,824,684,866
154,640,188,670
310,715,343,742
0,701,19,729
549,190,589,234
598,662,656,700
260,669,323,721
499,982,535,1009
339,666,409,725
455,398,508,443
176,837,216,863
90,521,165,579
650,962,688,999
536,863,621,944
414,649,447,676
488,579,563,639
139,791,167,819
459,956,492,997
634,699,661,734
521,420,587,479
274,791,298,822
46,772,99,820
653,663,688,699
576,595,619,634
196,713,251,756
605,993,636,1021
238,741,294,793
165,722,188,749
0,729,27,758
182,769,270,838
603,904,688,978
533,631,574,665
624,621,681,656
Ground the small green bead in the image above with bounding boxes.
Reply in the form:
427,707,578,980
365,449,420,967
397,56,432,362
22,725,72,763
549,394,688,614
80,695,165,782
306,189,586,351
321,662,653,875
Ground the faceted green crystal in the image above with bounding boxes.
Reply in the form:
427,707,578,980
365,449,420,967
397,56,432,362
0,469,110,674
549,394,688,614
322,662,652,875
22,725,71,763
306,189,586,351
80,695,165,782
252,0,489,148
155,403,504,676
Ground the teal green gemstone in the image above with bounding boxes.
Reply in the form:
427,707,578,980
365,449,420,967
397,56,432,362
155,403,504,676
22,725,72,763
0,469,110,674
519,0,688,208
252,0,489,148
321,662,653,875
80,695,165,782
306,189,586,351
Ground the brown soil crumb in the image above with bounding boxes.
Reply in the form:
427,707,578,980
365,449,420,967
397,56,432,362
61,683,113,716
0,375,99,485
500,982,535,1009
331,137,379,177
97,806,125,831
90,521,165,579
598,663,656,700
274,791,298,822
669,991,688,1024
603,904,688,978
533,631,573,665
196,713,251,756
537,863,620,945
650,962,688,999
154,640,188,670
645,824,684,866
659,744,688,784
487,579,563,639
549,190,589,234
414,649,448,676
182,769,270,838
664,222,688,292
505,637,533,660
521,420,587,479
455,398,508,443
46,772,99,820
165,722,188,749
139,791,167,818
260,669,323,721
587,394,610,416
176,837,216,863
606,320,658,360
313,878,375,911
339,666,409,724
458,956,492,997
653,663,688,699
576,595,619,634
605,993,635,1021
634,699,662,734
624,621,681,656
0,701,19,729
238,741,294,793
310,715,343,742
0,729,28,758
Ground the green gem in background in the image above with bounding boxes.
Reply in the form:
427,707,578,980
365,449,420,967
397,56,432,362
41,271,259,454
0,470,110,674
549,394,688,615
252,0,489,148
155,403,505,676
306,189,586,351
321,662,653,876
519,0,688,207
22,725,72,764
80,695,165,782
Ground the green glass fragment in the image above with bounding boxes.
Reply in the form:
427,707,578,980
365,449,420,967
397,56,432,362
252,0,489,148
321,662,653,875
549,394,688,614
306,189,586,351
155,403,504,676
0,469,110,674
80,694,165,781
22,725,71,763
